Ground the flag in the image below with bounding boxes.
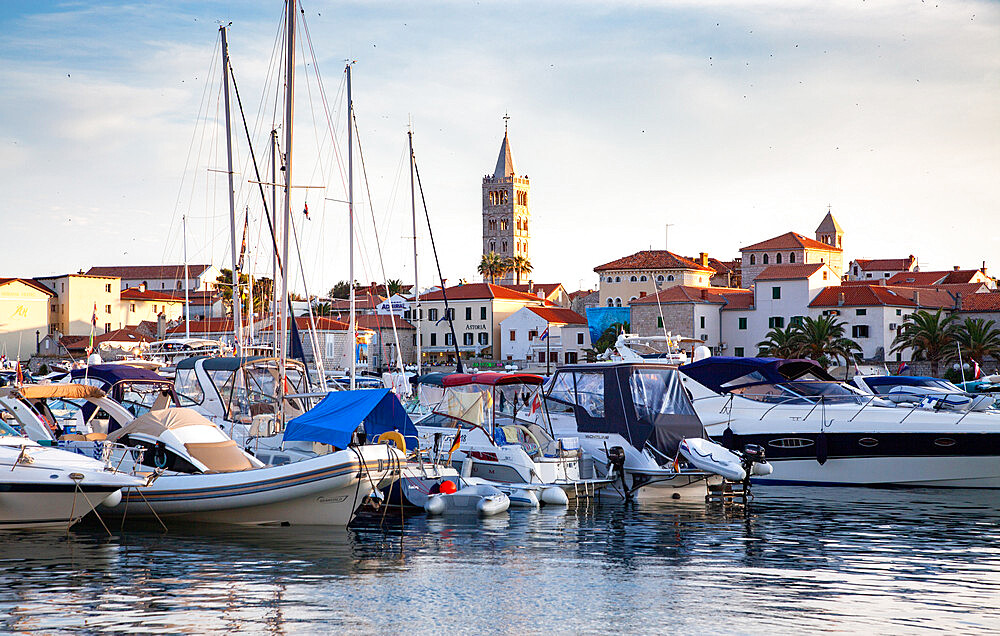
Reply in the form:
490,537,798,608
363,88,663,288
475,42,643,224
973,360,983,380
435,314,447,325
540,327,549,341
447,426,462,462
15,362,23,387
854,361,861,375
87,302,98,354
236,209,249,271
303,202,310,220
529,394,541,416
896,362,909,375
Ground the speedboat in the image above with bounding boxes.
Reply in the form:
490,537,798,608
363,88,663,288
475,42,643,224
0,390,142,529
545,361,765,500
70,363,188,420
679,356,1000,488
414,372,613,500
99,408,404,526
852,375,998,412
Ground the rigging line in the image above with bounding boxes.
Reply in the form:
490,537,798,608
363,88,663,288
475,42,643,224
411,147,464,373
162,30,222,267
301,13,349,194
353,110,403,373
286,200,329,390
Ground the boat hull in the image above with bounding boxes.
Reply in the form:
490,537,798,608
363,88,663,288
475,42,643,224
0,483,123,529
108,446,403,526
742,455,1000,488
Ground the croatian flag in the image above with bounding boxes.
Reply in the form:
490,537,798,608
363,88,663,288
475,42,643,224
303,202,310,220
897,362,909,375
973,360,983,380
540,327,549,341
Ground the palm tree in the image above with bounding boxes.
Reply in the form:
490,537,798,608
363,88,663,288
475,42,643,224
756,326,800,358
891,309,957,376
791,315,863,368
386,279,404,295
478,253,506,284
313,302,332,317
955,317,1000,367
508,255,533,285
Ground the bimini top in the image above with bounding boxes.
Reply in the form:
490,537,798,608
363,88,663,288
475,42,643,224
284,388,418,449
679,357,834,394
106,407,211,442
862,376,949,388
71,364,169,385
20,384,106,400
175,356,265,371
413,372,452,387
442,372,543,387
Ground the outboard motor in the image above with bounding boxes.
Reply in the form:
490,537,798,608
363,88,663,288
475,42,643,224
606,446,629,498
740,443,772,477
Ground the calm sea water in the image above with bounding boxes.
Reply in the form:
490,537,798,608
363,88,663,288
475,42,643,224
2,487,999,634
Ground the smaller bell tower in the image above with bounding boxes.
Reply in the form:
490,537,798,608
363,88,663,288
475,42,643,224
482,116,530,285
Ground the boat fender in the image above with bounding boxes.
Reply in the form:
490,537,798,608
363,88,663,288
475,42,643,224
540,486,569,507
424,495,446,515
721,425,734,450
816,430,828,465
99,489,122,508
508,488,540,508
751,461,773,476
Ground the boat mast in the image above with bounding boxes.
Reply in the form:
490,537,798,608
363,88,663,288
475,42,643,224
270,128,279,358
220,25,242,356
183,214,190,339
408,127,421,376
278,0,296,421
347,63,356,390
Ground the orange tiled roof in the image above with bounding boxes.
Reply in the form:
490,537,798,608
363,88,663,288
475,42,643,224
886,270,986,287
87,264,213,279
594,250,714,273
525,307,587,324
962,292,1000,312
121,288,183,302
741,231,841,253
754,263,826,281
853,257,916,271
330,314,415,330
631,285,752,306
808,285,954,309
420,283,553,304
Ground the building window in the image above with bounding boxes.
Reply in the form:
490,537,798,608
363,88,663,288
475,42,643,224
790,252,796,263
606,277,614,283
412,334,417,345
772,287,781,300
866,273,872,279
428,308,438,321
776,253,783,264
629,276,637,282
700,316,706,328
445,333,454,346
823,271,828,280
768,317,785,329
153,304,158,313
615,298,622,307
510,330,516,341
852,325,870,339
104,323,111,334
629,296,637,303
657,316,663,328
538,352,546,363
490,241,496,252
465,307,472,320
550,352,558,364
896,309,902,316
130,303,136,312
656,275,664,283
884,273,890,278
606,298,614,307
529,330,538,340
105,304,112,314
738,317,747,330
105,284,112,293
463,333,474,345
478,332,488,345
639,275,647,282
481,306,487,320
734,347,745,357
856,308,867,316
566,352,578,364
430,333,437,346
502,241,508,253
614,276,621,282
749,254,756,265
447,308,455,320
667,275,674,282
763,254,769,265
790,315,804,327
577,333,584,345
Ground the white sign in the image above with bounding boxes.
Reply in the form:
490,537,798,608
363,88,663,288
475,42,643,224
377,294,410,316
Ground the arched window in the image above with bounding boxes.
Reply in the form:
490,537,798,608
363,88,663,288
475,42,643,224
630,276,638,282
489,241,495,252
502,241,508,253
614,276,621,282
615,297,622,307
640,275,647,282
763,254,769,264
606,276,614,283
607,298,614,307
667,275,674,282
629,296,638,303
749,255,755,265
790,252,796,263
656,275,664,282
776,253,783,264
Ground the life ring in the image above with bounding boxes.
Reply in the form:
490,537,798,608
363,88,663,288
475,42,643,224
153,442,169,469
376,431,407,454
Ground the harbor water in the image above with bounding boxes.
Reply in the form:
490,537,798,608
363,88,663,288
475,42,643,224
2,487,999,634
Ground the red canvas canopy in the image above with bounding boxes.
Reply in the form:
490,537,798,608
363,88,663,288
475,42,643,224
441,372,544,387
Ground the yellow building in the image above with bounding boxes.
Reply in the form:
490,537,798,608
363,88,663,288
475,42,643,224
36,273,122,336
0,278,54,360
595,250,715,308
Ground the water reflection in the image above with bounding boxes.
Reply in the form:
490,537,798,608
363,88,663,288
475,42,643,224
1,488,998,632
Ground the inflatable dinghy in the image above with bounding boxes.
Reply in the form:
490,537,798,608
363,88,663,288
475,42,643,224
424,483,510,516
679,438,747,481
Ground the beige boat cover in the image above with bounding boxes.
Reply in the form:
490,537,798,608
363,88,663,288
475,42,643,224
438,390,486,427
20,384,106,399
106,407,212,442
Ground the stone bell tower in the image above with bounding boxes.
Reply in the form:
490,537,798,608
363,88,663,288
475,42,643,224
482,116,530,285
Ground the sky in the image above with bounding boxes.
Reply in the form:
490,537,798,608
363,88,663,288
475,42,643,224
1,0,998,297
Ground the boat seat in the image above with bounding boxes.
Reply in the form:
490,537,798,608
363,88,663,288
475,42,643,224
85,433,107,441
59,434,88,441
497,426,540,457
184,440,255,473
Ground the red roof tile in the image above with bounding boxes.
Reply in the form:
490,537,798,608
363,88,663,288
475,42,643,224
755,263,826,281
95,326,154,345
330,314,415,330
962,292,1000,312
121,288,184,302
594,250,714,273
808,285,954,309
741,231,842,252
506,283,565,298
525,307,587,324
631,285,752,306
0,278,56,296
852,257,916,271
167,318,238,334
86,264,214,279
885,270,987,287
420,283,552,304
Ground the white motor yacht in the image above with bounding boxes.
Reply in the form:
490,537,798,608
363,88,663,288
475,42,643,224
679,357,1000,488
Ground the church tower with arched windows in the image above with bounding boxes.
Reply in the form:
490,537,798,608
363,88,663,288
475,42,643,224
482,121,530,285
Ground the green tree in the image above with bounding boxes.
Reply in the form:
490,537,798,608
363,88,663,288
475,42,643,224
478,253,506,284
252,277,274,314
791,315,863,368
508,255,533,285
756,326,800,358
891,309,958,376
955,317,1000,366
328,281,352,299
314,302,332,317
386,279,405,295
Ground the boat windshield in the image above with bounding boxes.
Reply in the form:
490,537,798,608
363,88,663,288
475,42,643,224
494,383,541,422
873,379,960,395
629,367,697,422
174,368,204,404
731,381,865,404
118,382,176,417
0,419,18,437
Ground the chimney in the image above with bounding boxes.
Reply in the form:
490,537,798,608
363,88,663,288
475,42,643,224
837,292,845,307
914,290,920,307
701,289,708,300
157,313,166,340
954,265,960,271
983,261,987,277
699,252,709,267
528,280,534,293
139,282,147,292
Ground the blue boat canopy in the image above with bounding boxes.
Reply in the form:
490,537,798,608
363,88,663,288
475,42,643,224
283,388,417,449
71,364,169,385
679,357,834,394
